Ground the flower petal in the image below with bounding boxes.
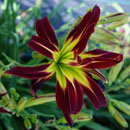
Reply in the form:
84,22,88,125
72,23,97,54
36,16,59,47
0,108,12,114
81,85,101,109
81,73,107,109
66,78,83,114
85,69,107,82
80,49,123,69
28,35,58,60
56,65,84,127
72,79,84,113
61,5,100,55
93,78,106,91
30,75,53,97
56,81,73,127
5,64,51,79
0,92,7,97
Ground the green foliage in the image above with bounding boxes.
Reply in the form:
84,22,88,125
108,103,128,128
57,113,92,124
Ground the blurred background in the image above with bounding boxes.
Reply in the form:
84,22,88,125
0,0,130,130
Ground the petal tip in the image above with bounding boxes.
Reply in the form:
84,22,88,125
69,120,73,128
117,54,123,62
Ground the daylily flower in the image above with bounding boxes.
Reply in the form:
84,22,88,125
5,5,123,127
0,92,12,114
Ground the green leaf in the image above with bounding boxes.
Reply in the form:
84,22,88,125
17,94,55,112
79,121,110,130
90,27,122,46
0,28,19,61
24,93,55,108
16,7,36,32
2,53,18,64
119,65,130,81
95,27,116,39
105,17,130,30
98,13,129,24
47,0,67,19
108,61,123,86
55,125,79,130
55,23,71,34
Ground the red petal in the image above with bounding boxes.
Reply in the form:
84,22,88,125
81,73,107,109
36,17,58,47
93,78,106,91
30,75,52,97
56,78,84,127
0,107,12,114
72,23,96,54
66,79,77,114
82,86,101,109
71,5,100,54
85,69,107,82
28,36,58,60
56,81,73,127
73,79,84,113
81,49,123,69
5,64,51,79
84,49,120,56
66,79,83,114
0,92,7,97
69,61,78,66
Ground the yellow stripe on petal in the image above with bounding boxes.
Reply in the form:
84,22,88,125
59,63,74,82
60,64,88,87
56,65,66,89
60,51,74,60
61,37,73,54
47,61,57,73
61,36,80,56
53,52,60,62
80,53,103,59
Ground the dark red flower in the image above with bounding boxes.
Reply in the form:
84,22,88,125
5,5,123,127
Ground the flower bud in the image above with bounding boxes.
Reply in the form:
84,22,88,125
24,118,32,129
99,13,128,24
30,114,37,123
0,98,9,106
14,93,20,101
17,97,27,113
10,88,16,95
108,103,128,128
111,99,130,116
8,99,16,110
